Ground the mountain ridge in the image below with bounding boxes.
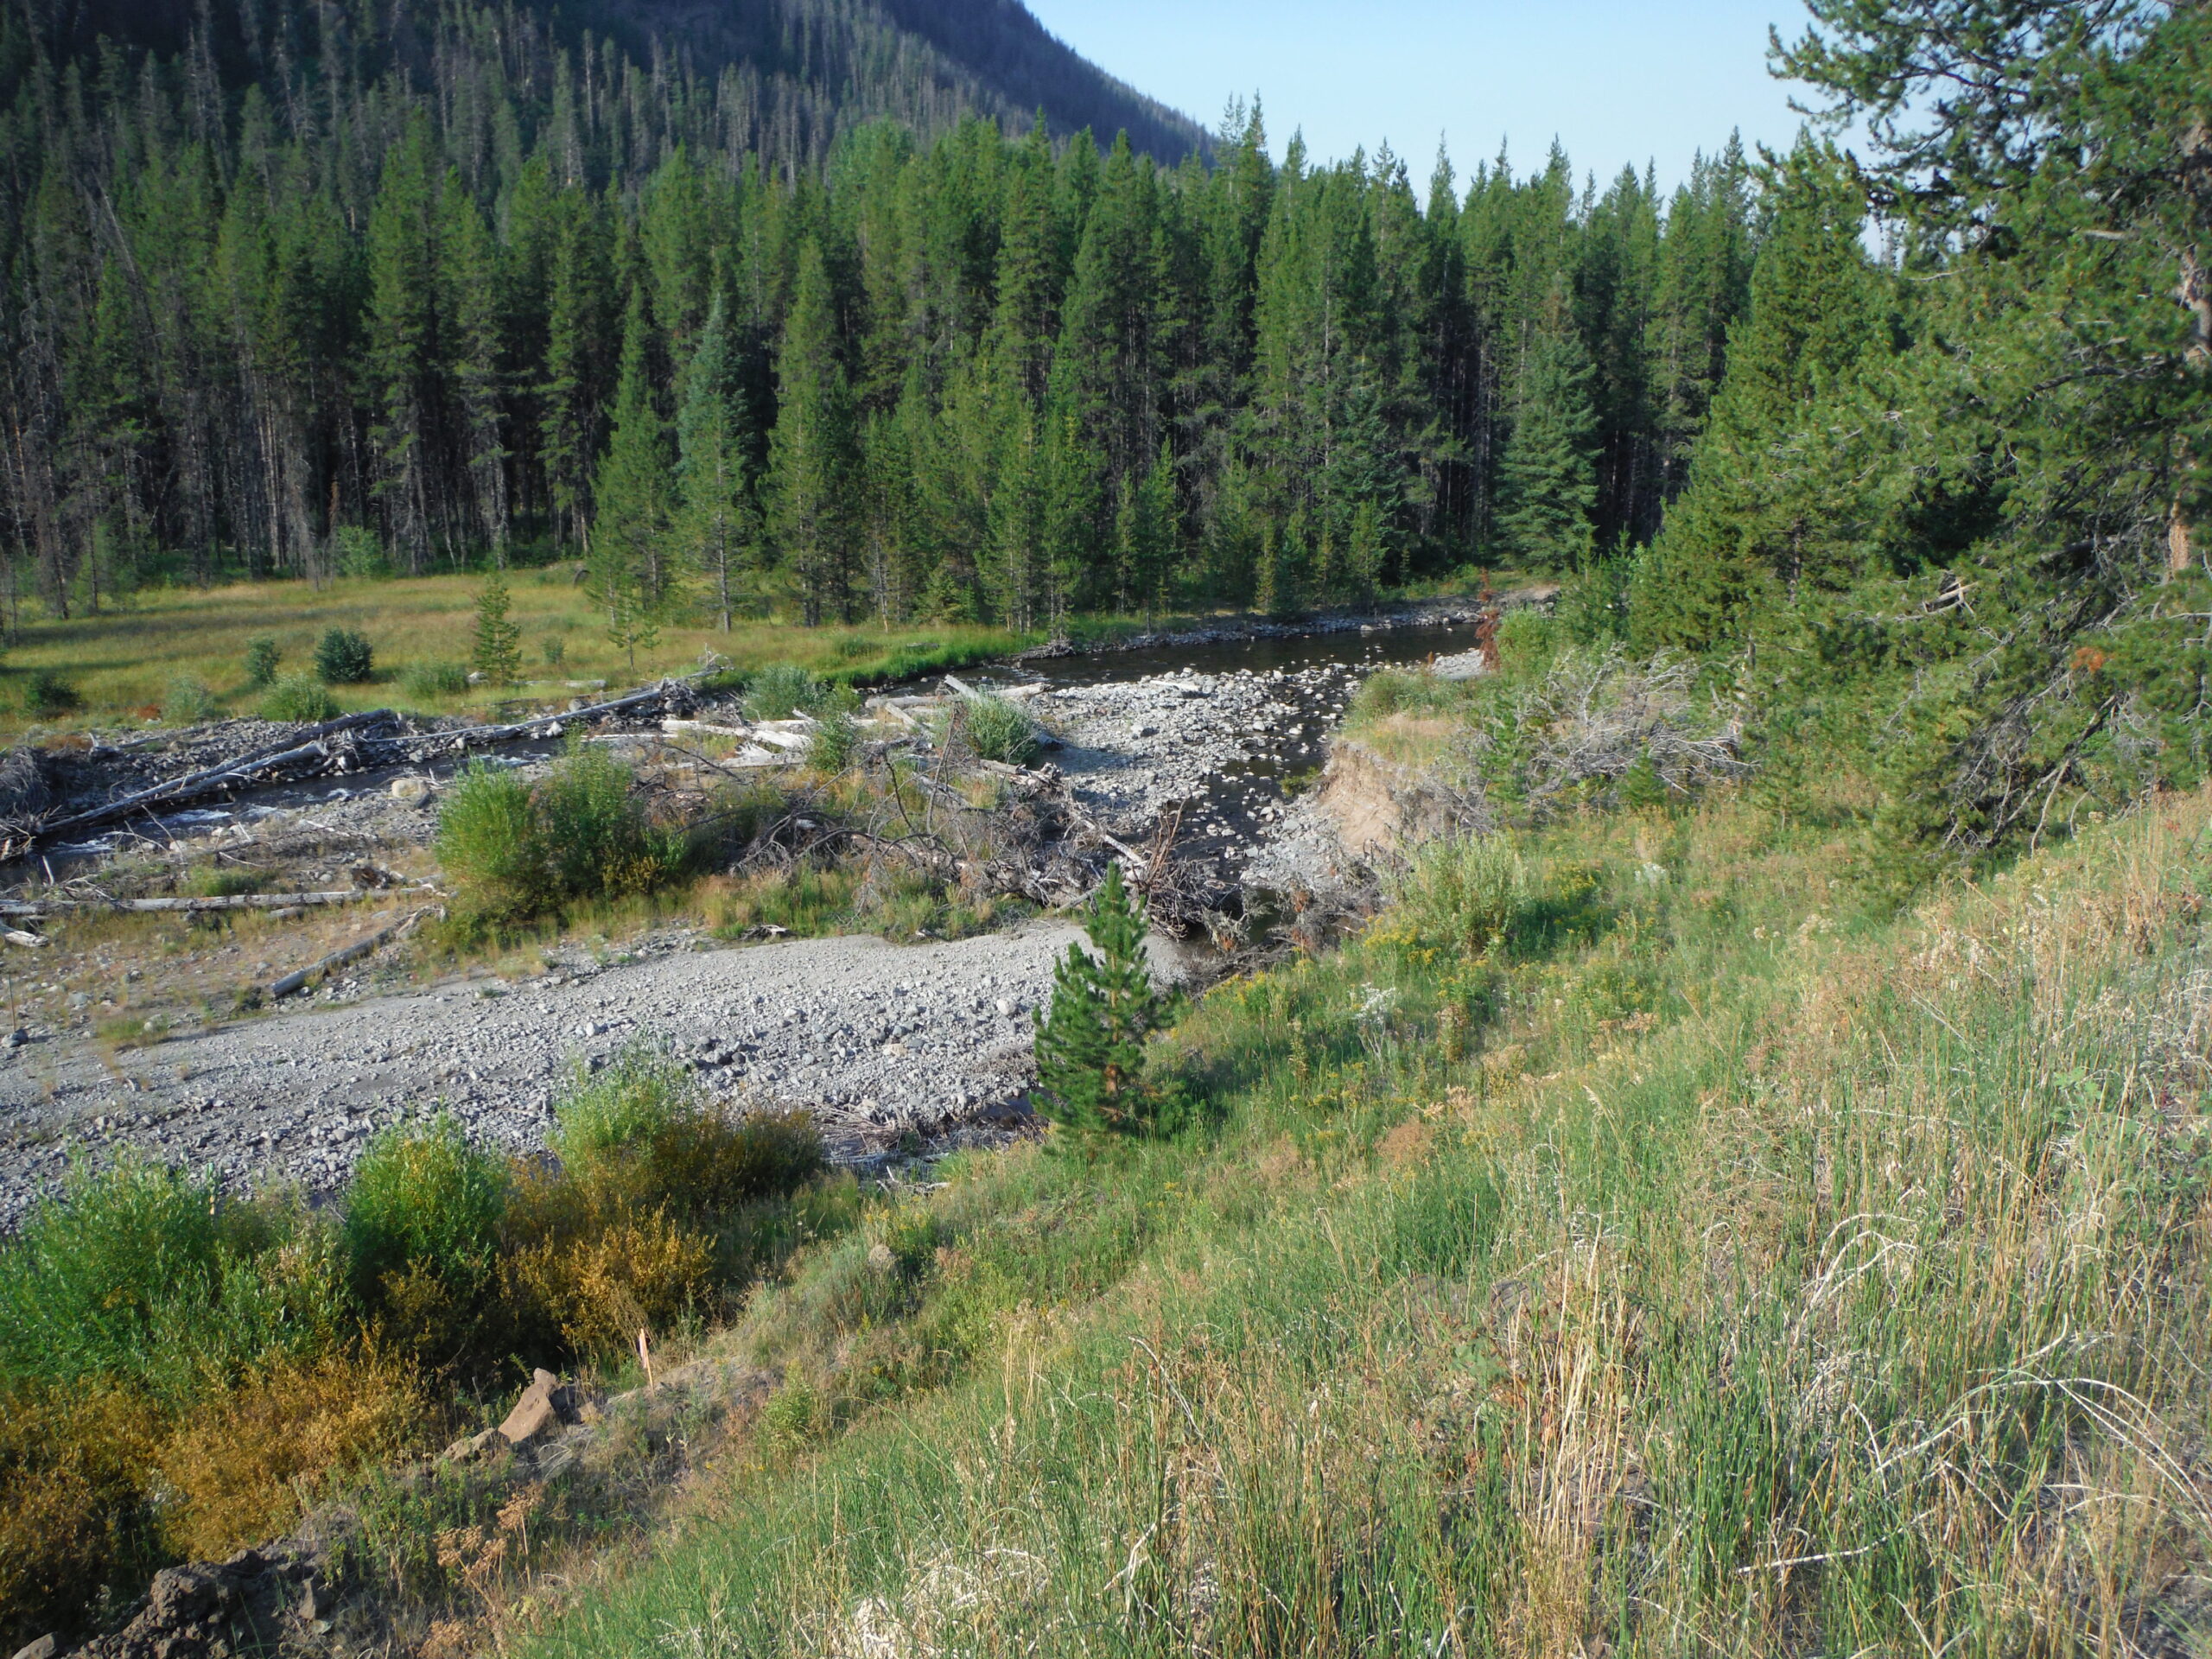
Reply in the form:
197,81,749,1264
13,0,1210,168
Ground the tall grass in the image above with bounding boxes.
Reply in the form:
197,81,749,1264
524,791,2212,1659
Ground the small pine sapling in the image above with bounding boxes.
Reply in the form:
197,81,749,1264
1032,864,1181,1137
471,570,524,687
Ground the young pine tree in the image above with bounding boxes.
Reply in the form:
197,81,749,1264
471,569,524,687
1032,864,1180,1137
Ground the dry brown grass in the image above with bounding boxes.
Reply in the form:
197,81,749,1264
152,1351,436,1560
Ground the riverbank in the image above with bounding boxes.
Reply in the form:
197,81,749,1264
0,617,1465,1224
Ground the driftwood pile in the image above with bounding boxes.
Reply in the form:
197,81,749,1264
1,680,702,859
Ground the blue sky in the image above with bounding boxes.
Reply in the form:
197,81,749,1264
1022,0,1820,194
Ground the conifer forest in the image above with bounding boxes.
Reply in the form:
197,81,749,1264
0,0,1759,626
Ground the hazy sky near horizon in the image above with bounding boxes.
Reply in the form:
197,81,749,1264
1021,1,1820,193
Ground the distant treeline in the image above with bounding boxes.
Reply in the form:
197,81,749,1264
0,0,1762,627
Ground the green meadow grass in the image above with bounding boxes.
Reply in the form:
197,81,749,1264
520,789,2212,1659
0,571,1030,732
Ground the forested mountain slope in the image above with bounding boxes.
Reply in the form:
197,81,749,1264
14,0,1204,170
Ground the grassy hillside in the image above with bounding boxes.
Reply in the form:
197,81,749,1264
519,787,2212,1657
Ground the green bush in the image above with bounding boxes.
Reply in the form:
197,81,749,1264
1349,668,1477,722
550,1041,823,1219
161,675,219,724
537,742,683,899
401,661,469,702
314,627,375,684
0,1162,348,1395
20,670,80,718
433,761,552,921
742,663,819,721
1493,608,1561,677
957,691,1040,766
342,1116,506,1307
259,674,340,723
1390,835,1528,957
551,1041,696,1170
329,525,391,580
434,745,685,924
243,637,282,689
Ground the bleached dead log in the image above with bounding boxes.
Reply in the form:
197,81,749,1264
662,719,753,739
0,888,395,918
268,905,438,1000
391,680,692,761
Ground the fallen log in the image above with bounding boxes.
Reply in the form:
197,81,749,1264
661,718,753,739
268,905,438,1000
0,888,406,918
385,680,688,761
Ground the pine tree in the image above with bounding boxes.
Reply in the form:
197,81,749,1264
1631,140,1881,651
364,117,442,574
470,569,524,686
1498,320,1599,571
441,173,510,557
1031,863,1178,1137
592,287,676,616
768,239,856,625
677,291,756,632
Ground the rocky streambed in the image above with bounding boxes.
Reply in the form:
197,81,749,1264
0,604,1502,1222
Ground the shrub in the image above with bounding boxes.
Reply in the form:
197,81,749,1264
258,673,340,723
314,626,375,684
150,1351,431,1561
0,1382,166,1647
20,670,79,718
809,709,860,772
550,1041,696,1171
243,636,282,689
0,1164,349,1395
537,742,682,899
1390,835,1527,958
642,1109,823,1214
434,762,552,921
1350,668,1476,723
501,1206,713,1357
161,674,218,724
342,1117,506,1319
957,691,1040,766
435,747,683,925
401,661,469,702
542,635,566,667
551,1043,823,1217
1032,864,1180,1137
329,524,391,579
743,662,820,720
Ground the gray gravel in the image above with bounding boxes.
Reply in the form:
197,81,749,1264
0,921,1146,1224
